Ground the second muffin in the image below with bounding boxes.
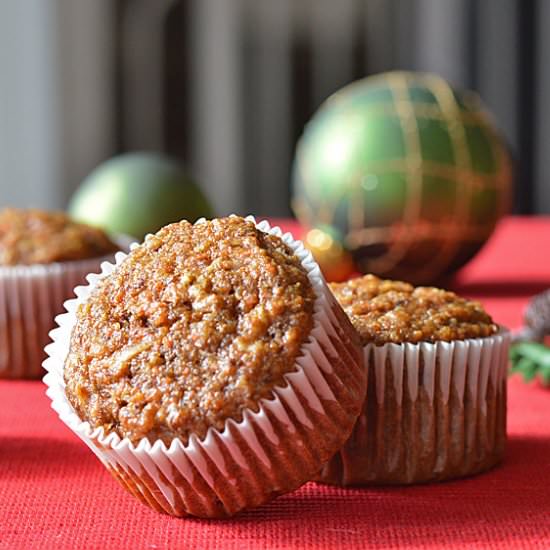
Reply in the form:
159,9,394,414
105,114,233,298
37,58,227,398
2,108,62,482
318,274,510,486
0,208,122,379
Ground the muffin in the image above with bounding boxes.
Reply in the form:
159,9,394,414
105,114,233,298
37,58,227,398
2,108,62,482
318,274,510,486
44,216,365,518
0,208,122,379
0,207,119,265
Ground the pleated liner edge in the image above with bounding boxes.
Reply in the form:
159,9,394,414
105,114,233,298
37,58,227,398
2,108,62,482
318,330,510,486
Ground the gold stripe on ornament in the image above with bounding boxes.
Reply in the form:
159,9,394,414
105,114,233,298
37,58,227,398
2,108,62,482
346,222,491,248
291,197,313,227
317,201,337,226
328,109,375,229
293,150,338,228
349,173,366,232
410,103,487,124
296,111,367,230
294,146,321,203
358,72,424,274
320,99,495,126
407,73,475,281
460,100,512,218
354,158,502,188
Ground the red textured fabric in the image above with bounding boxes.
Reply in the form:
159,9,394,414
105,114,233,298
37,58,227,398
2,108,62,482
1,216,550,549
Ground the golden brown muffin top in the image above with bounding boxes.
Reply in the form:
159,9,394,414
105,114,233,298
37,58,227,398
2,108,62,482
64,217,316,445
0,208,119,265
330,274,497,345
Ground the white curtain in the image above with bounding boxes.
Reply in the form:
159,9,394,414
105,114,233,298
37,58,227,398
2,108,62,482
0,0,546,215
0,0,115,210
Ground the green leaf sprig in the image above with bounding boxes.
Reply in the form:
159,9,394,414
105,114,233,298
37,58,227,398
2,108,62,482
510,341,550,386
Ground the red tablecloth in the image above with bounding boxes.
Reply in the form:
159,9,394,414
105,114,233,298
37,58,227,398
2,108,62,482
1,216,550,549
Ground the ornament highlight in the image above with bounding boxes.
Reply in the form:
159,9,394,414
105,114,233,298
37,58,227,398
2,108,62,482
304,226,355,282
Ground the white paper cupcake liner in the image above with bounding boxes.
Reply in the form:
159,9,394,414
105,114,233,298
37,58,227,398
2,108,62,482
318,329,510,486
0,236,132,380
43,216,366,518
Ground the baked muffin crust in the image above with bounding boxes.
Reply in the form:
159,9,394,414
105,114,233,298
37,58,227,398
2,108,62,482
64,217,316,445
330,274,497,345
0,208,118,265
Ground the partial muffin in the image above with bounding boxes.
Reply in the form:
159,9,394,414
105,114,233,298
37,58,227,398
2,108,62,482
0,207,118,265
46,216,365,518
318,274,510,486
0,208,121,379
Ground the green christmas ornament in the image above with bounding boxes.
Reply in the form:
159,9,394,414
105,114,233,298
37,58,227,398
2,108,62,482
68,152,213,240
292,71,512,284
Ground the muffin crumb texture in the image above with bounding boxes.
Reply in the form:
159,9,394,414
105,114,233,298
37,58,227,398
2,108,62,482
64,217,315,445
330,274,497,345
0,208,118,265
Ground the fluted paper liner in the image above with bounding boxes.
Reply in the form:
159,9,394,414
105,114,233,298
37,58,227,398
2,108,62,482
0,242,130,380
318,330,510,485
43,217,365,518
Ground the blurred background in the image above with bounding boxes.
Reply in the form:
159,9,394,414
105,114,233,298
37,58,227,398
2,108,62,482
0,0,546,217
